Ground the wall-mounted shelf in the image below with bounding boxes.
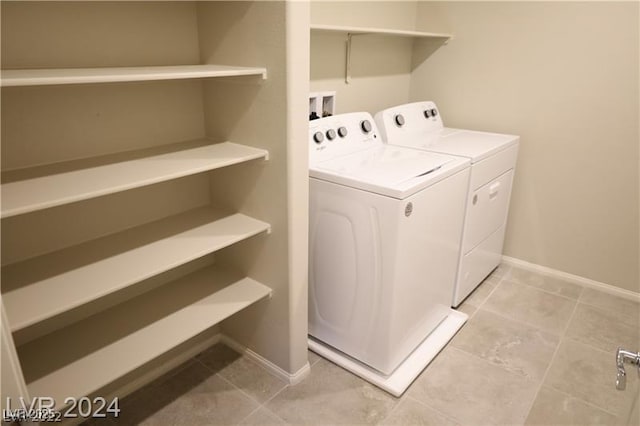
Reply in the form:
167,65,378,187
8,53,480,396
17,264,272,408
0,64,267,87
310,24,452,83
1,141,268,218
311,24,452,39
2,207,270,333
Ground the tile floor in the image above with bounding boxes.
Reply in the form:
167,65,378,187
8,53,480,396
88,264,640,425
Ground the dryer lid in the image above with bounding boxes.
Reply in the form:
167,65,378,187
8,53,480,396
399,128,519,163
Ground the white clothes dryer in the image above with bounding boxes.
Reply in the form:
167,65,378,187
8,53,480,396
308,112,470,396
375,101,519,307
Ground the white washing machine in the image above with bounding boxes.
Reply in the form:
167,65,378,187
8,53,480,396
308,112,470,396
375,101,519,307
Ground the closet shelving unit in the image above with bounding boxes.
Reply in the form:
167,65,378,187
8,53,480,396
1,64,273,407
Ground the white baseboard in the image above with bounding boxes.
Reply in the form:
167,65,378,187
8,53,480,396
221,335,311,385
502,255,640,302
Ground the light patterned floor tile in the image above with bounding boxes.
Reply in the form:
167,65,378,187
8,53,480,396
111,361,259,425
407,347,539,425
451,309,559,381
507,267,583,299
239,407,286,425
525,386,618,425
579,288,640,325
565,303,640,353
380,398,459,426
197,343,287,404
461,276,498,307
544,340,639,418
482,279,576,335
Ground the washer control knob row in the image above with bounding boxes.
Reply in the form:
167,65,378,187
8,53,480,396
394,114,405,127
424,108,438,118
338,126,348,137
326,129,337,140
313,131,324,144
361,120,372,133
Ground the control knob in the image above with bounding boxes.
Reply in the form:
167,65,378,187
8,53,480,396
337,126,348,138
326,129,337,140
361,120,372,133
395,114,405,126
313,131,324,144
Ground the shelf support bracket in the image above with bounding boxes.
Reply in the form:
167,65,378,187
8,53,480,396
345,33,353,84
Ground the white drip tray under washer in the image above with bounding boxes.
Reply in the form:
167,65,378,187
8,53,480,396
308,309,468,397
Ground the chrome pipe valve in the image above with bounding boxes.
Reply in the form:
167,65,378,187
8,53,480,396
616,347,640,391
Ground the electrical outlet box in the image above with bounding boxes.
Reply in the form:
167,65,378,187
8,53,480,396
309,91,336,120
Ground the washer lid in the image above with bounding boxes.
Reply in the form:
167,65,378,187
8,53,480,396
310,145,469,199
404,128,519,163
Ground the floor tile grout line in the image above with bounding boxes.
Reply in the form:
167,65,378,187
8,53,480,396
505,264,587,298
475,275,580,336
469,304,567,340
575,299,640,326
308,353,322,367
471,274,503,311
193,356,276,411
500,275,583,303
404,394,464,425
520,297,581,422
446,345,541,385
540,380,623,418
455,263,509,313
555,336,640,418
203,359,289,426
374,393,405,425
563,334,635,358
236,404,264,424
247,373,296,425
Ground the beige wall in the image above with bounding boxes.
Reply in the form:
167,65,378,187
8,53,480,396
411,1,639,292
310,1,418,114
312,0,419,31
197,1,310,374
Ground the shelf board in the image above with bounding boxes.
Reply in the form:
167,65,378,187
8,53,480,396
2,207,270,332
17,264,272,407
310,24,452,39
1,141,268,218
0,64,267,87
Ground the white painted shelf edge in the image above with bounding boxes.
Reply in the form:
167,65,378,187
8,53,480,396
0,64,267,87
3,207,270,332
310,24,452,39
20,265,272,406
1,141,268,218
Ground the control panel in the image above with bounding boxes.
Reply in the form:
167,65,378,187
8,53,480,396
309,112,383,166
374,101,444,144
